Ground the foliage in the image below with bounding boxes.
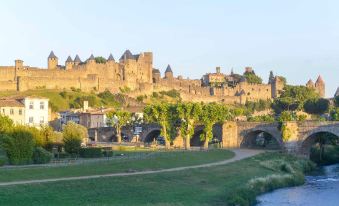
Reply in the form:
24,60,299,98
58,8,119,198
79,147,103,158
0,114,14,134
303,98,329,114
245,99,272,112
107,110,131,143
70,95,99,109
199,103,233,148
97,90,121,107
32,147,53,164
119,86,131,93
159,89,181,99
62,122,88,154
280,122,292,142
335,96,339,107
310,145,339,165
144,103,172,148
0,147,8,166
243,71,263,84
177,103,202,149
226,155,314,206
330,107,339,121
95,56,107,64
273,85,319,113
0,129,35,165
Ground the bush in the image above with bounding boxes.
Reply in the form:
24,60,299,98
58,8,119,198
0,156,6,166
62,122,88,154
1,130,35,165
102,150,113,157
33,147,53,164
79,147,103,158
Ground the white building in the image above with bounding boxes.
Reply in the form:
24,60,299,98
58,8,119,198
20,97,49,127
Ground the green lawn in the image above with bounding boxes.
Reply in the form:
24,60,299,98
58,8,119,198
0,152,303,206
0,149,234,183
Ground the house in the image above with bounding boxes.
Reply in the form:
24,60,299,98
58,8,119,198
79,111,107,128
0,99,25,125
0,96,49,127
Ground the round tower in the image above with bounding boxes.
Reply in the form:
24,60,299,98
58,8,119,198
48,51,58,69
164,64,173,79
315,75,325,98
74,55,82,66
65,56,73,70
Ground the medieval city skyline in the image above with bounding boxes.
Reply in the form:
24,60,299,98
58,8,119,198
0,0,338,97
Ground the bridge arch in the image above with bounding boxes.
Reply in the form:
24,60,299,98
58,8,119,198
301,128,339,154
190,124,223,147
240,128,283,149
143,129,161,143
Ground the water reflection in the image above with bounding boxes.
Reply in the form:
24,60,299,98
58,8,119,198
257,164,339,206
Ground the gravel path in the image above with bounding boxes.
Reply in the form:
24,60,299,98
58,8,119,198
0,149,262,186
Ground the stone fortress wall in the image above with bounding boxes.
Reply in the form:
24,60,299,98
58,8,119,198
0,50,325,104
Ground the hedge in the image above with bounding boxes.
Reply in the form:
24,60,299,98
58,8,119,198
79,148,103,158
33,147,53,164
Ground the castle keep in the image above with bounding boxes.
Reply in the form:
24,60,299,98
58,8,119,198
0,50,325,104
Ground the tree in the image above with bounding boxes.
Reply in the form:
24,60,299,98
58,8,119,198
243,71,263,84
199,104,232,149
0,114,14,134
303,98,329,115
144,103,172,149
314,132,338,162
177,102,202,150
0,128,35,165
62,122,88,154
107,110,131,143
335,96,339,107
95,56,107,64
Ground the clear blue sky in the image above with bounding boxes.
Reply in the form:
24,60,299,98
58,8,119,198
0,0,338,97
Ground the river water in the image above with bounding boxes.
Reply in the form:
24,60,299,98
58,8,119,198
257,164,339,206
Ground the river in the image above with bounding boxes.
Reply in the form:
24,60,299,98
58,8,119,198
257,164,339,206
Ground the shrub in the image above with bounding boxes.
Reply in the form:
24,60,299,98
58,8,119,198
1,130,34,165
63,122,88,154
79,147,103,158
102,150,113,157
33,147,53,164
0,156,6,166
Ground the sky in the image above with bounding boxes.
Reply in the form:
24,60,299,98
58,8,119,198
0,0,338,97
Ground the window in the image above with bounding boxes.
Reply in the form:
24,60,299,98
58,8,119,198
10,109,14,115
29,101,34,109
40,101,45,110
19,109,22,115
29,117,34,123
2,109,5,114
40,116,44,124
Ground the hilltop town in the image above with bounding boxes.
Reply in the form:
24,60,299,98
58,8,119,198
0,50,326,105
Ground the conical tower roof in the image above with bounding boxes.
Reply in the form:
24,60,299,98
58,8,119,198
48,51,58,59
74,55,81,63
119,50,133,60
306,79,314,85
316,75,324,84
88,54,95,61
107,53,115,61
165,64,173,73
66,56,73,62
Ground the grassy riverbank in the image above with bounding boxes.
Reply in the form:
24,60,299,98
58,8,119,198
0,151,314,206
0,149,234,183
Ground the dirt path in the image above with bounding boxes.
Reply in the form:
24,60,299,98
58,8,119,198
0,149,262,186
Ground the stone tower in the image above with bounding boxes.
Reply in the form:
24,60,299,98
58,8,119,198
315,75,325,98
107,53,115,63
87,54,95,64
271,76,284,98
165,65,173,79
65,56,73,70
268,71,274,84
48,51,58,69
306,79,315,89
74,55,82,66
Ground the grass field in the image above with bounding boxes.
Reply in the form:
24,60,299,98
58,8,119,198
0,152,309,206
0,149,234,183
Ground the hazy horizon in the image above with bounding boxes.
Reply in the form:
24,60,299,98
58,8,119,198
0,0,338,97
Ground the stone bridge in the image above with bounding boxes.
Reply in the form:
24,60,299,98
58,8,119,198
222,121,339,154
88,121,339,153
